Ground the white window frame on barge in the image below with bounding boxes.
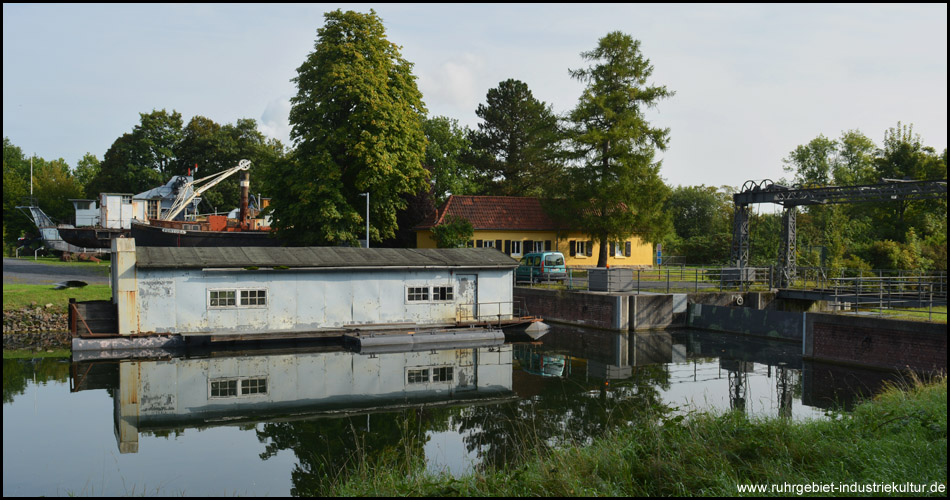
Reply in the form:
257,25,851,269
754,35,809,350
207,288,268,309
209,376,268,399
406,365,454,385
405,285,455,304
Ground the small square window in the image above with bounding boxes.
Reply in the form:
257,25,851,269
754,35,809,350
408,368,429,384
210,290,236,307
433,286,454,301
241,289,266,306
210,379,237,398
408,287,429,301
241,378,267,395
432,366,453,382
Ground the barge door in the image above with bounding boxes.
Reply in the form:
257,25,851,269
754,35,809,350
457,274,477,322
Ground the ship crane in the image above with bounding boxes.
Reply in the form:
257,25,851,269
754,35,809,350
162,159,251,222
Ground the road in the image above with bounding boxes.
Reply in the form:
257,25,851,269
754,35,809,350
2,257,110,286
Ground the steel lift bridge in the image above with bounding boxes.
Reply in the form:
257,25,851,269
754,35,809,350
730,178,947,289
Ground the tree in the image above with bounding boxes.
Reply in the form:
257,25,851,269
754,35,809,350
468,79,563,197
423,116,478,205
86,132,163,196
782,134,836,186
136,109,183,179
85,109,183,196
174,116,283,213
431,214,474,248
2,138,84,253
73,153,100,198
833,130,877,186
273,9,429,246
561,32,674,267
664,185,732,264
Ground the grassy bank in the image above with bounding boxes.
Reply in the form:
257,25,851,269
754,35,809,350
329,377,947,496
10,255,111,270
859,306,947,324
2,348,70,359
3,284,112,312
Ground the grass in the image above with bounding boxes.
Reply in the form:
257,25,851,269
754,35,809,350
2,283,112,312
328,376,947,496
9,255,111,271
858,306,947,324
2,348,70,359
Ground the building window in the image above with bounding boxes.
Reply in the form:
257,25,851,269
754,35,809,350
483,240,494,248
511,240,522,256
433,286,454,301
147,200,160,220
432,366,454,382
209,290,236,307
407,287,429,301
408,368,429,384
614,242,626,258
210,377,267,398
241,289,266,306
210,289,266,308
241,378,267,395
575,241,588,258
210,379,238,398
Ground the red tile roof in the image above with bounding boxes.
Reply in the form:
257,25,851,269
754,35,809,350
416,196,565,231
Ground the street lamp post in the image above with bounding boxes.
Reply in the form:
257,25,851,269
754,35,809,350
359,192,369,248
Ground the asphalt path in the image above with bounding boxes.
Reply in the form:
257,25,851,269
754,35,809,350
2,257,110,286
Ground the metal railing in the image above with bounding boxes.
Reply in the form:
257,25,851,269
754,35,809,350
515,265,774,293
455,300,529,326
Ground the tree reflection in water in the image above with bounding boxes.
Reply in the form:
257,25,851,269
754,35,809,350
456,358,673,472
253,356,672,494
255,406,455,496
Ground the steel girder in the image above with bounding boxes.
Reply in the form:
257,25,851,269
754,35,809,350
730,179,946,281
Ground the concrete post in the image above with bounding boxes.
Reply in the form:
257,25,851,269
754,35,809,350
112,237,138,335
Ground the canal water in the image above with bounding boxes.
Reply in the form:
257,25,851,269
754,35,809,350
2,325,906,497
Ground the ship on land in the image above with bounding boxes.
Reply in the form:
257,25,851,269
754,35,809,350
57,159,277,249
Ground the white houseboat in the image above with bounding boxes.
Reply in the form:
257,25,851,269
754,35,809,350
70,239,535,345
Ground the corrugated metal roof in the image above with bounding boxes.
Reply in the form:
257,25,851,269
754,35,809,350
135,246,520,269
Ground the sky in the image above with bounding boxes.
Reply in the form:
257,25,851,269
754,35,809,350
3,3,947,192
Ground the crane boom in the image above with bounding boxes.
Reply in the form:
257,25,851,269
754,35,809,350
161,159,251,221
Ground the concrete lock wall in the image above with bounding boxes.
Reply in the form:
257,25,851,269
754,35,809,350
686,303,804,342
630,294,673,330
514,288,676,331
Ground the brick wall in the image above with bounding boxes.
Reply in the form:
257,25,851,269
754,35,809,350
805,313,946,373
515,288,626,331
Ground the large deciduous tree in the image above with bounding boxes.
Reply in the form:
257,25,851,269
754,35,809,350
469,79,563,197
272,9,429,246
561,32,674,267
423,116,478,205
2,138,84,253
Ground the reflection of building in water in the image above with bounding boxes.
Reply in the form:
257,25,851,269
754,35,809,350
513,329,674,382
71,345,513,454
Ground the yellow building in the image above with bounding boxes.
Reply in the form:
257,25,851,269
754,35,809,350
414,195,653,267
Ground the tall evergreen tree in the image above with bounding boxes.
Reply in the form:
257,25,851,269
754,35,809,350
469,79,563,197
562,32,674,267
271,9,428,245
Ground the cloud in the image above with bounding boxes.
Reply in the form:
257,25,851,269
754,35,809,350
258,97,292,146
417,53,485,121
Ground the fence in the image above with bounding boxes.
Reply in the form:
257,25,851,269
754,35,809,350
515,265,774,293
